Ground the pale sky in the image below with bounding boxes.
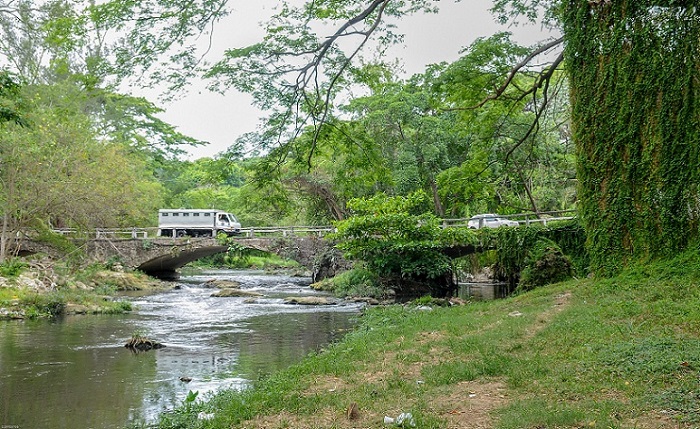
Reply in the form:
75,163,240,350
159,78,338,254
152,1,557,160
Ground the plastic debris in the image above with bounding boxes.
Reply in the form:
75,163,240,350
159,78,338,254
385,412,416,427
197,412,214,420
396,412,416,427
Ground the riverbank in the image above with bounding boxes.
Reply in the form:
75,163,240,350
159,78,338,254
143,249,700,429
0,259,169,319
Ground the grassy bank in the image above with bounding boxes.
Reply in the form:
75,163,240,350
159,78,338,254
144,250,700,429
0,261,167,319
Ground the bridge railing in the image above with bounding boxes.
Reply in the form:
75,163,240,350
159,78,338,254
52,228,157,239
47,211,576,239
239,226,335,238
439,210,576,228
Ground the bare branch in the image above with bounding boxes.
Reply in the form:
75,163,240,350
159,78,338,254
473,51,565,178
469,37,564,110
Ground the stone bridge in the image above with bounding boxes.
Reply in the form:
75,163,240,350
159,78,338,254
20,236,349,281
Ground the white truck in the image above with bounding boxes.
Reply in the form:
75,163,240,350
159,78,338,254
157,209,242,237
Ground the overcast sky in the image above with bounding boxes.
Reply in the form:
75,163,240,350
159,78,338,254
149,0,556,160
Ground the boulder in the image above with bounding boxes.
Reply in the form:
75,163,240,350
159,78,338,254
64,303,101,314
284,296,335,306
203,279,241,289
211,288,262,298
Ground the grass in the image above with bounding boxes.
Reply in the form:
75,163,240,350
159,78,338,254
138,249,700,429
188,253,302,271
0,286,133,318
0,261,146,319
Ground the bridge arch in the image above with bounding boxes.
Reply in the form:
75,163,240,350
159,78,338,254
68,236,348,281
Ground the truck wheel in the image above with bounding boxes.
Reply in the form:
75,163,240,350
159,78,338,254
176,230,187,237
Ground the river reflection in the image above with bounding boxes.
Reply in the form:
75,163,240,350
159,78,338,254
0,270,360,428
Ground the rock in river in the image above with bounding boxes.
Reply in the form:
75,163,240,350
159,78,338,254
124,336,165,352
203,279,241,289
284,296,335,306
211,288,262,298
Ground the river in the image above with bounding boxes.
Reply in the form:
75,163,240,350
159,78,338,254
0,270,362,428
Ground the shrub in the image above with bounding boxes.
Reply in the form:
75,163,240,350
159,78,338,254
331,192,476,298
518,239,573,291
312,267,383,298
0,258,28,278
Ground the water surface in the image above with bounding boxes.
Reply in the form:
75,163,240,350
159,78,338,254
0,270,360,428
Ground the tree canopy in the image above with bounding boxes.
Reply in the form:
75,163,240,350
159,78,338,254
2,0,696,280
204,0,700,275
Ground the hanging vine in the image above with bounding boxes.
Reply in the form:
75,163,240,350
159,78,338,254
563,1,700,274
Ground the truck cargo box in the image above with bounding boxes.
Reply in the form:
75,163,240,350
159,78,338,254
157,209,241,237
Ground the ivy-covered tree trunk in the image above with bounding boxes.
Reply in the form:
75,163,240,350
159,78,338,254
564,2,700,274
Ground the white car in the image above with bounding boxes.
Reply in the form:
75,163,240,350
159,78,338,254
467,214,519,229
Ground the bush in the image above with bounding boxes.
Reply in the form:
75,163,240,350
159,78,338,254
518,239,573,291
0,258,28,278
312,267,383,298
332,192,475,298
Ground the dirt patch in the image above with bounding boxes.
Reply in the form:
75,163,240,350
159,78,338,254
624,411,695,429
432,381,508,429
522,291,572,340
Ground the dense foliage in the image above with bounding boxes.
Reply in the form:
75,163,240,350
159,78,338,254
332,192,478,297
488,220,587,288
3,0,695,284
564,2,700,274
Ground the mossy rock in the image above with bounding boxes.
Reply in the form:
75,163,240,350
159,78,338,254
203,279,241,289
284,296,335,305
125,336,165,352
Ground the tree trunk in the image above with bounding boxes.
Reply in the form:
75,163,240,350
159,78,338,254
0,211,8,263
429,178,445,217
564,1,700,273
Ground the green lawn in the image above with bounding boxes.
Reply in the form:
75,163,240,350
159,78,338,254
143,250,700,429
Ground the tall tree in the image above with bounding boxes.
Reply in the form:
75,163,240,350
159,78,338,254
563,1,700,273
0,80,165,261
343,69,469,216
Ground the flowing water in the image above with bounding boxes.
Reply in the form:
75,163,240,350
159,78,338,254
0,270,361,428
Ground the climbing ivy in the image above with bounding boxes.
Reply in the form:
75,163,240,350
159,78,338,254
563,1,700,274
488,220,588,288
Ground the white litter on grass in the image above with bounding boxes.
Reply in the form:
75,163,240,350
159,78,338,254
197,411,215,420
